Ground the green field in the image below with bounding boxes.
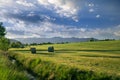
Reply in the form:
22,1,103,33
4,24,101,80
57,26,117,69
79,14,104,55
0,51,29,80
9,40,120,80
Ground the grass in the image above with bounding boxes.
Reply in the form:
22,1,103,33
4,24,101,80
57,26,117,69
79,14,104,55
9,40,120,80
0,51,29,80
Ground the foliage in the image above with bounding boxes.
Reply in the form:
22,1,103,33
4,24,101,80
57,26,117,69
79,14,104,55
11,41,24,48
0,22,10,51
0,22,6,38
99,39,116,41
89,38,95,42
30,42,53,46
0,37,10,51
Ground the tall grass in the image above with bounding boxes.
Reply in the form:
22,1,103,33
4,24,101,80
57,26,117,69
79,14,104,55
8,51,120,80
9,40,120,80
0,51,29,80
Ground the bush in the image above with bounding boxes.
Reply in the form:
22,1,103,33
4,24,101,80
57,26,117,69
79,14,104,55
0,37,10,51
11,41,24,48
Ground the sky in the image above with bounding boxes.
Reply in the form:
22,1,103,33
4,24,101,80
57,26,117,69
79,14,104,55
0,0,120,39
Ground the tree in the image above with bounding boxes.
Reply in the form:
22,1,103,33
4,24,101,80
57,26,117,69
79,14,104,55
0,22,10,51
0,37,10,51
0,22,6,38
11,41,24,48
90,38,95,42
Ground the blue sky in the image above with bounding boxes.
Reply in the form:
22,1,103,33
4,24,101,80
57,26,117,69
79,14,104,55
0,0,120,39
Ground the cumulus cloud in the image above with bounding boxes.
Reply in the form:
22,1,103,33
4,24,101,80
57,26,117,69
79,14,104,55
96,15,100,18
5,19,88,38
0,0,120,39
0,0,80,23
89,9,94,12
88,3,94,7
113,25,120,37
37,0,80,21
5,17,120,39
0,0,14,7
92,25,120,39
16,0,34,7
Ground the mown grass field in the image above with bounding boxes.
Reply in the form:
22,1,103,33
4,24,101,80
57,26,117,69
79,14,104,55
9,40,120,80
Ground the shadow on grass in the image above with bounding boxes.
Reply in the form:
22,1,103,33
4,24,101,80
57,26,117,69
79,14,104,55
35,53,55,57
79,50,120,52
12,49,120,52
57,49,120,52
55,51,77,53
11,49,120,56
80,55,120,58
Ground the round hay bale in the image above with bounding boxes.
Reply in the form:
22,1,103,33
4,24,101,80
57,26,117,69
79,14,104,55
30,48,36,54
48,46,54,52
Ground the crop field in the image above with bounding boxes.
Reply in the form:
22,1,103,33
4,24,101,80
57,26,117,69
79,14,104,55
0,51,29,80
9,40,120,80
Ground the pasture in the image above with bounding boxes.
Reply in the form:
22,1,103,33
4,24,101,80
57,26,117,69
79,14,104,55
9,40,120,80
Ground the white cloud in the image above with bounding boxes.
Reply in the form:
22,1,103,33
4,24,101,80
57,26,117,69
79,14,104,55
7,32,41,39
0,0,34,7
96,15,100,18
16,0,34,7
0,0,36,14
88,3,95,13
5,17,120,39
37,0,80,21
114,31,120,36
0,0,80,22
89,8,94,12
6,19,86,38
1,0,120,39
113,25,120,37
88,3,94,7
72,16,79,22
0,0,14,7
27,12,35,17
37,0,48,5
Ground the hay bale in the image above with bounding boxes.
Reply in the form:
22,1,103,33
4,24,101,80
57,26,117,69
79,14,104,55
30,48,36,54
48,46,54,52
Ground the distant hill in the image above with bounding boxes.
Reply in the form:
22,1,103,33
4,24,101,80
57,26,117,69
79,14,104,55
15,37,98,44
